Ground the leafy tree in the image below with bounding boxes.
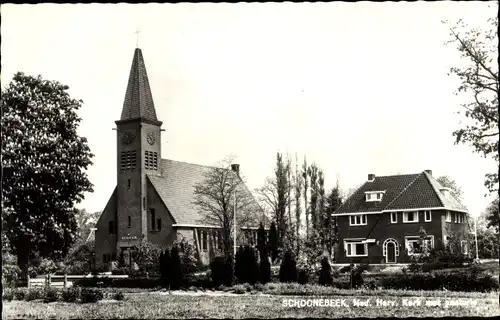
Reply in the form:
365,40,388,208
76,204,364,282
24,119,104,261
444,13,499,194
73,209,101,245
436,175,465,203
325,186,342,257
275,152,290,249
302,157,309,240
268,222,279,263
172,237,199,279
1,72,94,282
294,153,303,255
210,255,234,287
485,196,499,233
308,163,319,231
317,169,326,251
193,155,263,258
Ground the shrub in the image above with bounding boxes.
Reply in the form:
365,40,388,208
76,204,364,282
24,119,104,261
318,257,333,286
170,246,183,290
25,287,45,301
2,264,21,288
3,288,14,301
113,291,125,301
338,265,351,273
81,288,104,303
61,287,80,302
13,288,27,300
133,240,162,276
298,269,309,284
279,250,297,283
43,287,60,303
210,256,233,287
173,237,199,280
111,268,128,276
349,264,366,289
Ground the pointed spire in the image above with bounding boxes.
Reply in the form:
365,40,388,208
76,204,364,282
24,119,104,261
120,48,159,123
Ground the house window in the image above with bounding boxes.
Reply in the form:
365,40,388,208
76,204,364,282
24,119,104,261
108,221,115,234
390,212,398,223
403,211,419,223
349,214,367,226
145,151,158,170
345,240,368,257
457,213,462,223
405,236,434,255
128,216,131,228
143,197,146,210
424,211,432,222
120,151,137,170
445,211,451,222
454,212,458,223
461,241,468,254
365,191,384,202
157,218,162,231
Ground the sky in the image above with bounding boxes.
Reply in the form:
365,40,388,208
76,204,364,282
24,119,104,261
2,2,498,218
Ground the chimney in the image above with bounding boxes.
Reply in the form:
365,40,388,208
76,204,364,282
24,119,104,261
368,174,375,182
424,169,432,176
231,164,240,177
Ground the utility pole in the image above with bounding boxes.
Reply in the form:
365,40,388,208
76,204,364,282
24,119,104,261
474,216,479,260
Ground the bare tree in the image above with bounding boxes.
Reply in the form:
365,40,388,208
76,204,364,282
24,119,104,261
193,156,262,258
294,153,303,255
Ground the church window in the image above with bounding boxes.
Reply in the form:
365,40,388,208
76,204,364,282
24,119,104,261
128,179,131,189
121,151,137,170
143,197,146,210
157,218,162,231
128,216,131,228
145,151,158,170
202,230,208,251
150,208,156,230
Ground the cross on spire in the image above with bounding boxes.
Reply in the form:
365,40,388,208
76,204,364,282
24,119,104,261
134,29,141,48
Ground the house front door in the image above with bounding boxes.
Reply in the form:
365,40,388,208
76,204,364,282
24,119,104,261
386,242,396,263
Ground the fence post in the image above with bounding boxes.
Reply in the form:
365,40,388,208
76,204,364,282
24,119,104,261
47,274,52,287
27,274,31,289
64,274,68,288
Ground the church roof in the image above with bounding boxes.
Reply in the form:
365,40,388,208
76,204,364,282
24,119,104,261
148,159,266,227
120,48,159,123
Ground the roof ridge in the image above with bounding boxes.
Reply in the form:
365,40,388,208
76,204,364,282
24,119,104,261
383,172,424,210
423,171,446,208
161,158,224,170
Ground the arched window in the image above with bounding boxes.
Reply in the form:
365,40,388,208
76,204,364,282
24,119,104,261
383,238,399,257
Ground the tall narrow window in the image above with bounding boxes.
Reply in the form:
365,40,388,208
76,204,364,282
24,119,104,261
157,218,162,231
424,211,432,222
128,216,131,228
143,197,146,210
445,211,451,222
390,212,397,223
202,231,207,251
151,209,156,230
128,179,131,189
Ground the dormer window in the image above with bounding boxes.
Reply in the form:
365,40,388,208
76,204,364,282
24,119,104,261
365,191,385,202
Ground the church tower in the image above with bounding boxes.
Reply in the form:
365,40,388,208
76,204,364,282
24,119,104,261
115,48,162,248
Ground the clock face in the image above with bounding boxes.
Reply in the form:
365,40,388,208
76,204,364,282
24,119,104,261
122,132,135,145
147,132,156,145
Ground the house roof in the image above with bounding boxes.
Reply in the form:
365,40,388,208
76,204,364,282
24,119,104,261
148,158,266,227
119,48,159,123
335,171,468,214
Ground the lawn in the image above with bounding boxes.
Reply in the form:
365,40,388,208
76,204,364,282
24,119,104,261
3,290,499,319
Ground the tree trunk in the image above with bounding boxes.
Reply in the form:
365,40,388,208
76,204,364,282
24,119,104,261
17,246,30,287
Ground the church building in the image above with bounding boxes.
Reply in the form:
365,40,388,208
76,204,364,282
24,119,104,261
94,47,265,268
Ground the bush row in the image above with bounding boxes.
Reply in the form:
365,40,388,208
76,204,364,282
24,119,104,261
1,287,120,303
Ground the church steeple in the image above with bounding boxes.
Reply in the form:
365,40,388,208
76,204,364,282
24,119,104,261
120,48,160,123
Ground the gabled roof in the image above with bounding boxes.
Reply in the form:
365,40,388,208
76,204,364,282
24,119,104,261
119,48,159,123
148,159,266,227
335,171,468,214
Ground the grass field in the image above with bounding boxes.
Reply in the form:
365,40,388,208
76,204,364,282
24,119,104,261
3,290,499,319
